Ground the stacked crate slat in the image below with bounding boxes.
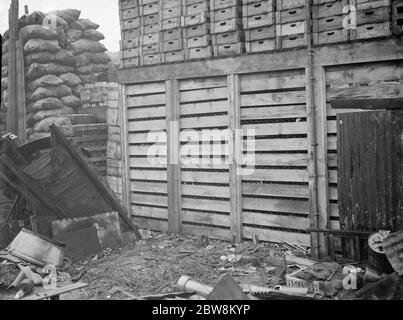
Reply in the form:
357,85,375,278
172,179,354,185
243,0,276,53
312,0,350,45
183,0,212,60
120,0,141,68
140,0,163,65
211,0,245,57
276,0,308,49
350,0,392,40
392,0,403,35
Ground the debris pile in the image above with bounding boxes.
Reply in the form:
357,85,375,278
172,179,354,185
1,9,111,141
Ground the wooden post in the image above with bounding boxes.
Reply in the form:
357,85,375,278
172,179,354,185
16,36,26,143
166,79,181,234
228,74,243,243
6,0,19,135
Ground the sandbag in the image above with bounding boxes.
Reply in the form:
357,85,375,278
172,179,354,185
42,14,69,32
57,26,67,48
29,75,64,91
30,97,65,111
76,63,109,74
33,106,74,121
70,19,100,31
20,25,58,43
25,11,45,25
66,29,82,44
69,39,106,54
61,95,82,108
59,73,82,86
90,52,112,64
51,9,81,24
82,29,105,41
31,85,72,101
26,63,74,80
26,112,35,127
24,39,60,54
78,74,97,84
72,84,84,98
25,52,56,65
74,52,92,67
54,50,77,66
34,116,72,133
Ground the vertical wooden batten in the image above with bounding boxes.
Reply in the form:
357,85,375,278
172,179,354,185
228,74,243,243
16,35,26,143
120,84,131,216
166,79,181,234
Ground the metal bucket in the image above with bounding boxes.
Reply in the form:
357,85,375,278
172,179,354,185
0,228,66,269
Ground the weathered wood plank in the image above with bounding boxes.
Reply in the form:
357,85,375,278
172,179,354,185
182,197,230,213
242,121,308,136
182,210,230,227
243,212,310,230
242,169,309,183
242,182,309,199
241,91,306,106
131,181,168,194
245,138,308,152
131,193,168,207
129,145,167,156
180,87,228,103
127,93,166,107
130,157,167,168
243,226,310,247
130,169,168,181
181,100,228,116
128,106,166,119
182,184,230,198
179,77,228,91
131,205,168,219
181,171,229,184
241,105,307,120
254,153,309,167
128,119,167,132
243,197,309,214
126,82,166,95
131,217,168,232
181,115,229,129
182,224,232,241
240,72,306,92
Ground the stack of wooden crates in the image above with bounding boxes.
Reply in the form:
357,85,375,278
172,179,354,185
392,0,403,35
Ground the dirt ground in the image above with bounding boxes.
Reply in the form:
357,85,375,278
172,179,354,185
65,231,292,300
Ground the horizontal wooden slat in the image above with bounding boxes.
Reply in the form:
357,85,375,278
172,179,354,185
131,181,167,193
182,210,230,227
181,160,230,170
132,193,168,207
254,153,308,167
129,132,167,144
181,115,229,129
243,226,310,246
181,100,228,116
182,184,230,198
243,197,309,214
329,186,338,201
330,203,339,218
182,224,231,241
327,104,370,116
241,105,307,120
130,157,167,168
241,91,306,106
240,72,306,92
328,136,337,151
128,106,166,119
131,205,167,219
327,120,337,134
243,212,309,230
128,119,166,132
242,121,308,136
129,144,167,156
245,138,308,152
182,198,230,213
242,182,309,199
328,154,337,167
126,82,166,95
180,87,228,103
181,171,229,184
130,169,167,181
127,93,166,107
131,217,168,232
242,169,309,183
179,77,228,91
329,170,337,184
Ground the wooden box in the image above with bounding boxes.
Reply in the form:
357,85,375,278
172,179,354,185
120,0,139,10
281,33,307,48
142,42,160,54
279,7,307,24
313,28,349,45
142,13,160,26
213,42,244,56
162,17,182,30
211,17,242,33
184,1,210,16
142,32,160,45
122,37,140,49
312,15,345,32
162,5,182,19
141,1,160,15
162,38,183,52
212,30,244,45
121,7,140,20
121,18,140,30
276,0,305,10
162,28,183,41
122,47,140,58
163,0,182,8
183,23,210,37
185,35,211,48
186,46,213,59
183,12,210,26
356,6,391,26
123,28,140,40
141,0,159,5
243,12,275,29
356,21,392,39
277,21,306,36
163,50,185,63
245,38,276,53
210,0,241,11
312,0,349,19
122,56,140,68
244,25,276,41
211,6,241,22
141,53,162,66
143,23,161,34
243,1,275,17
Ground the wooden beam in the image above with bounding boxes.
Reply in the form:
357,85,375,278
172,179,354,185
16,35,26,143
166,79,181,234
6,0,19,135
49,125,142,240
119,39,403,84
228,74,242,243
330,98,403,110
0,154,66,219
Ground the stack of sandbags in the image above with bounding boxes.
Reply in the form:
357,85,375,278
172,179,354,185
1,32,9,113
2,9,112,141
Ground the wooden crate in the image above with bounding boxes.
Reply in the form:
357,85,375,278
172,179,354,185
161,5,182,19
161,28,183,41
312,15,345,32
210,0,242,11
183,1,210,16
143,23,161,34
392,0,403,35
122,37,140,49
185,34,211,48
183,23,210,37
211,6,241,22
141,31,160,45
142,42,160,54
243,12,275,29
163,0,182,8
121,17,140,30
185,46,213,59
142,12,160,26
244,25,276,41
245,38,276,52
278,7,307,24
211,17,242,33
123,28,141,40
213,42,245,56
141,53,162,65
281,33,307,48
212,30,244,45
162,38,184,52
141,1,161,15
122,47,140,58
163,50,185,63
312,0,349,19
122,57,140,67
355,21,392,39
120,0,139,10
121,7,140,20
313,28,349,45
356,6,391,26
276,0,305,10
141,0,159,5
162,17,182,30
183,12,210,26
277,20,306,36
243,1,275,17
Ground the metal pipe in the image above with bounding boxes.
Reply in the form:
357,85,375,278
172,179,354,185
177,276,213,297
305,0,321,259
